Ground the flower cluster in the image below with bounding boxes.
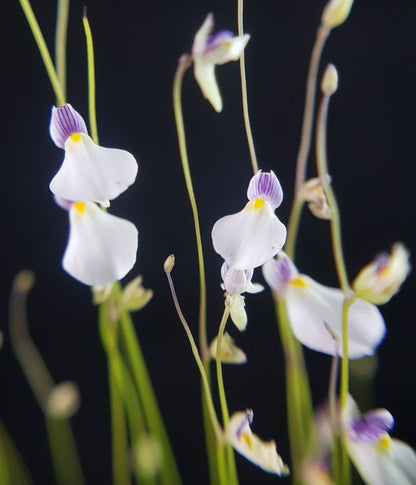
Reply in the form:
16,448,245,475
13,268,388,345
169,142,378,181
49,104,138,286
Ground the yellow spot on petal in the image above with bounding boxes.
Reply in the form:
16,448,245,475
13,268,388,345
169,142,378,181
73,202,86,213
291,276,307,288
376,433,391,454
253,198,265,210
70,132,82,143
239,432,254,449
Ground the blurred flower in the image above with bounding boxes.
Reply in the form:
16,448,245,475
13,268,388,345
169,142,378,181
226,410,289,475
121,275,153,312
352,243,410,305
49,104,138,204
300,177,331,220
192,13,250,112
221,262,263,330
59,199,138,286
343,395,416,485
262,253,386,358
209,332,247,364
212,171,286,271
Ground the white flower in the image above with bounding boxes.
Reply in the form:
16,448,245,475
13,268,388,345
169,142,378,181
226,410,290,476
49,104,138,204
212,171,286,271
343,395,416,485
352,243,410,305
62,201,138,286
262,253,386,359
192,13,250,112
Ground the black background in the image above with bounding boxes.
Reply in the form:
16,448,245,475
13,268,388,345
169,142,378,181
1,1,415,484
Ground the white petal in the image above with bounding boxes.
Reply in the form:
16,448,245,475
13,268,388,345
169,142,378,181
226,410,289,476
192,13,213,57
63,202,138,286
193,60,222,112
347,438,416,485
230,294,248,331
284,276,386,358
203,34,250,65
212,200,286,270
50,133,138,203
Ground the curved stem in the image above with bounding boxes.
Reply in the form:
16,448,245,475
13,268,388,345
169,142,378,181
237,0,258,175
173,54,208,360
18,0,65,105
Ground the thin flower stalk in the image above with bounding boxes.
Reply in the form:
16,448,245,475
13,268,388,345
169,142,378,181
55,0,69,99
0,420,33,485
18,0,65,106
173,54,208,360
237,0,258,174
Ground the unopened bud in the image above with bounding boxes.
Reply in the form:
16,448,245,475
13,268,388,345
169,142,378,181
14,270,35,294
164,254,175,273
46,381,80,418
321,64,338,96
321,0,354,29
133,434,163,479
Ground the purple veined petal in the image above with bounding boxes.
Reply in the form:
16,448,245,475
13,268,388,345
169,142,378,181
262,252,299,296
348,409,395,444
247,171,283,209
50,104,88,149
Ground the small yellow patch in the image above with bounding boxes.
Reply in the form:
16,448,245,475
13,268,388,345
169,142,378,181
70,132,82,143
291,276,307,288
253,198,265,210
73,202,86,213
239,432,254,449
376,433,391,454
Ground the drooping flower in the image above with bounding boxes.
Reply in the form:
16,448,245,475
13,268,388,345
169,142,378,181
343,395,416,485
209,332,247,364
262,253,386,358
58,198,138,286
226,409,290,476
299,177,331,220
352,243,410,305
212,171,286,271
49,104,138,204
192,13,250,112
221,262,263,330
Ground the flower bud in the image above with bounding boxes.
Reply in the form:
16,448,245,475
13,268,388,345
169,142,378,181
321,64,338,96
164,254,175,273
321,0,354,29
46,381,80,418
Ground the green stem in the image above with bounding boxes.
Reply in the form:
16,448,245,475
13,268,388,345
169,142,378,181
18,0,65,105
276,299,313,485
173,54,208,360
82,8,99,144
0,420,33,485
117,297,182,485
55,0,69,100
285,25,330,260
237,0,258,174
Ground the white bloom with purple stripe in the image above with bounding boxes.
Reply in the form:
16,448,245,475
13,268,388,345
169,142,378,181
212,171,286,271
262,252,386,359
49,104,138,204
226,410,289,475
59,200,138,286
343,395,416,485
192,13,250,112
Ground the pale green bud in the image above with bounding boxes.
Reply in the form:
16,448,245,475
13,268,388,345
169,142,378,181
321,63,339,96
46,381,80,418
321,0,354,29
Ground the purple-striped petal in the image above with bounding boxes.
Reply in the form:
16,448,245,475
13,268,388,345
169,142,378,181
348,409,395,444
247,171,283,209
205,30,234,53
262,252,298,296
50,104,88,149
